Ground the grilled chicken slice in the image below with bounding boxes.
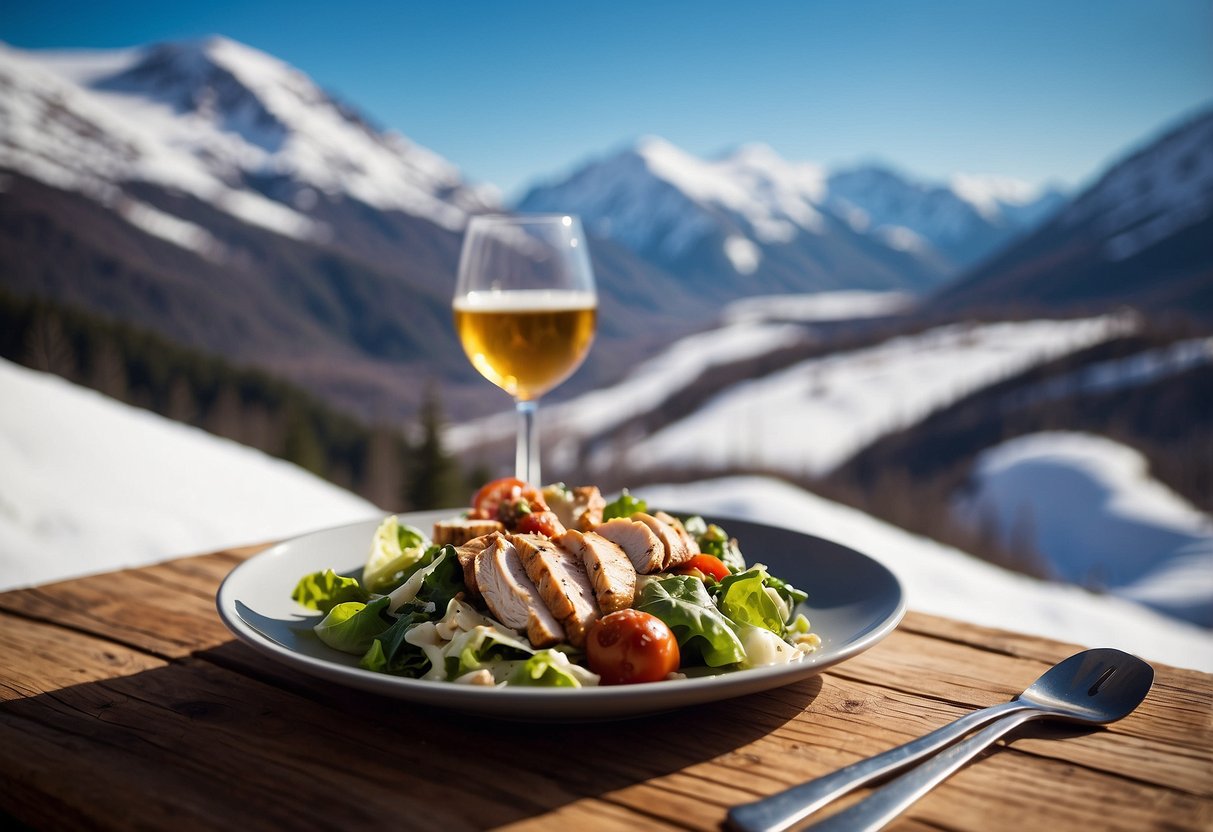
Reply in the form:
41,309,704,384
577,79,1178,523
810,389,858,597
433,518,505,547
473,535,564,648
633,512,690,571
655,511,700,569
557,529,636,613
594,518,665,574
511,533,600,647
542,484,607,532
453,533,501,598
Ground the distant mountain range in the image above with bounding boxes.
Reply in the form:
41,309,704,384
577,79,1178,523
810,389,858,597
933,108,1213,321
0,38,713,420
518,137,1065,295
1,35,1208,423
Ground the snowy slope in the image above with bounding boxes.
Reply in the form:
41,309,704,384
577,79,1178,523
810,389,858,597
954,432,1213,626
0,37,495,251
3,359,1208,670
1059,107,1213,262
594,315,1133,477
0,359,382,589
642,476,1213,672
447,318,813,460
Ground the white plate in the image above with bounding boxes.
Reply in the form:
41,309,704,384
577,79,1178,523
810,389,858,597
216,510,906,720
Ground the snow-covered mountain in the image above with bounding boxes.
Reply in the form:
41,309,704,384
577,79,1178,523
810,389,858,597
518,137,951,297
1,37,496,244
933,107,1213,320
827,166,1066,268
0,37,711,421
3,356,1209,670
516,137,1063,294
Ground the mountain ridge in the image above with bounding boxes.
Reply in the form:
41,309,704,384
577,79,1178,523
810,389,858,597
931,106,1213,321
517,135,1065,293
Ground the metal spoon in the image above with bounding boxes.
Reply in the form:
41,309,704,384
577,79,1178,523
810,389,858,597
727,648,1154,832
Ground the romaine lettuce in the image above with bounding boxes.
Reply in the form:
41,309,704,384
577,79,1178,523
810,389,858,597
602,489,647,521
314,595,392,654
291,569,369,613
507,649,594,687
716,569,786,635
363,516,432,593
359,604,433,675
635,575,745,667
386,546,464,612
447,625,534,679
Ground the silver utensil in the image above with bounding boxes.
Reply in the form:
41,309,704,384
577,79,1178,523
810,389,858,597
727,647,1154,832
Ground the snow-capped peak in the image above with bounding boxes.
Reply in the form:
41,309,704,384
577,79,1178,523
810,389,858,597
1,37,496,244
520,135,833,269
825,164,1066,267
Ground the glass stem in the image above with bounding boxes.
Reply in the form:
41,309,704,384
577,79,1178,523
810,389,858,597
515,398,540,484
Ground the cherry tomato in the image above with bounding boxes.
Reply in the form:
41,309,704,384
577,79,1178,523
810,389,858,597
585,610,680,685
516,510,566,538
469,477,547,522
676,554,730,582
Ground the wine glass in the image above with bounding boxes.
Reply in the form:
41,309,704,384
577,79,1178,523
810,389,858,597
454,214,597,486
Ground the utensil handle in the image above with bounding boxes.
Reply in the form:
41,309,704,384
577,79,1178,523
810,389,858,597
726,700,1023,832
802,710,1038,832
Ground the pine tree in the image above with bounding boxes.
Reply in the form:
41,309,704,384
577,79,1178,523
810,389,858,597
405,385,464,510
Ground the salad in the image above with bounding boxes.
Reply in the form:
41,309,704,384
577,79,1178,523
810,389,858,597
291,479,820,688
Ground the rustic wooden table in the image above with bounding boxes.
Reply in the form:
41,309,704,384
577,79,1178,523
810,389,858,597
1,543,1210,831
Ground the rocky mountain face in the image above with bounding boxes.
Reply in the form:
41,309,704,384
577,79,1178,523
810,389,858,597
930,108,1213,322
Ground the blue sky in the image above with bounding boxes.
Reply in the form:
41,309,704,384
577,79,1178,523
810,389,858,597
3,0,1210,198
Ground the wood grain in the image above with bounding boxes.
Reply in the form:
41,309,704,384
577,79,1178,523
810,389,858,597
1,546,1210,832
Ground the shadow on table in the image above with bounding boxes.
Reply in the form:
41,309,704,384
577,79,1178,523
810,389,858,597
196,637,822,827
2,632,820,829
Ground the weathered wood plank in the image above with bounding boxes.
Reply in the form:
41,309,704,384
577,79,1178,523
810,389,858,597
0,568,233,658
2,550,1211,832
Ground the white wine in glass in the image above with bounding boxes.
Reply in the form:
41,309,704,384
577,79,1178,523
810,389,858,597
454,215,597,485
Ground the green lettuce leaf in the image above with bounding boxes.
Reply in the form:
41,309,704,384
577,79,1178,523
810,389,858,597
716,569,786,635
635,575,745,667
359,605,433,675
603,489,647,521
448,626,535,679
684,516,746,571
291,569,369,613
764,572,808,612
363,517,432,593
314,596,392,654
386,546,464,611
506,650,585,687
415,547,464,609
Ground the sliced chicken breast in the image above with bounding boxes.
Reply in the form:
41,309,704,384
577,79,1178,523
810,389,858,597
594,518,665,574
453,533,500,598
473,535,564,648
655,511,700,569
433,518,505,547
557,529,636,613
633,512,690,571
511,533,600,647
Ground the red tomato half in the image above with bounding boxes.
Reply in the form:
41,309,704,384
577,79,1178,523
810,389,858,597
469,477,547,522
516,510,566,538
676,554,730,582
585,610,680,685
